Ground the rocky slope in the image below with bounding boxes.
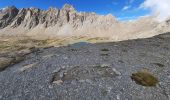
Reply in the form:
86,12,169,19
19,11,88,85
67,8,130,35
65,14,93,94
0,32,170,100
0,4,170,41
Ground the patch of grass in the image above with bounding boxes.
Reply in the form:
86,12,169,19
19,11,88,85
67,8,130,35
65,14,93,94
118,60,124,63
69,48,77,51
157,36,165,40
153,63,165,67
0,56,25,71
163,47,169,50
0,57,14,71
131,70,158,87
12,56,25,64
101,48,109,51
94,64,109,68
152,44,160,47
0,37,61,71
100,53,109,56
94,65,102,68
101,89,108,96
100,48,109,56
0,45,10,49
87,37,102,41
122,49,128,52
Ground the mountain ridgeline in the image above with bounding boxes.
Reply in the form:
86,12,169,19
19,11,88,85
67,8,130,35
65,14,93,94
0,4,170,40
0,4,117,29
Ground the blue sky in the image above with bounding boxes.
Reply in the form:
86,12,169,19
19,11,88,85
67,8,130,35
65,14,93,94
0,0,150,20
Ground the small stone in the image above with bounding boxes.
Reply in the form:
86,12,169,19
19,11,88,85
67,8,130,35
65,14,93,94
112,68,121,76
71,80,77,85
52,68,61,73
107,86,112,93
116,94,120,100
48,85,53,89
85,79,93,84
167,75,170,79
79,79,85,83
53,80,63,85
101,64,110,68
63,56,68,60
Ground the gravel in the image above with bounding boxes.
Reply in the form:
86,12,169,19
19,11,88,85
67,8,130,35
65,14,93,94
0,33,170,100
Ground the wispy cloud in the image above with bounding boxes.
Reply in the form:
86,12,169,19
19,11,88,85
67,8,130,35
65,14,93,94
122,6,131,11
140,0,170,21
122,0,134,11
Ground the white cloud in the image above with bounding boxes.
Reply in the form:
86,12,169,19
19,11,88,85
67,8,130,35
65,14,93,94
140,0,170,21
122,0,134,11
122,6,131,11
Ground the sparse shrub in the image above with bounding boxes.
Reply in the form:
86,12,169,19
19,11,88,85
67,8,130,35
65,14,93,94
94,65,102,68
0,57,14,71
69,48,77,51
0,56,24,71
101,48,109,51
101,89,108,96
153,63,165,67
122,49,127,52
118,60,124,63
131,70,158,87
94,64,109,68
100,53,109,56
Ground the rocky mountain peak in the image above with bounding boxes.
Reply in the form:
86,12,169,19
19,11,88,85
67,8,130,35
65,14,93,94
0,6,19,28
1,6,17,11
0,4,132,37
62,4,75,12
0,5,18,14
1,4,118,30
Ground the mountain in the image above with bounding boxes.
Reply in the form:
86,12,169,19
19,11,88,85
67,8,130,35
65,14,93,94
0,4,170,41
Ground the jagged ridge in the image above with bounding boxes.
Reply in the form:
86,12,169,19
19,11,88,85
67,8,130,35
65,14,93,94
0,4,170,41
0,4,117,29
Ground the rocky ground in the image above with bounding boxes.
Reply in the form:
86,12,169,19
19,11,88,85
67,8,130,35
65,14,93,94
0,32,170,100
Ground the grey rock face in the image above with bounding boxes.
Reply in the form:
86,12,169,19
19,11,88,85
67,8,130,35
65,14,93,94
0,4,117,29
0,6,19,28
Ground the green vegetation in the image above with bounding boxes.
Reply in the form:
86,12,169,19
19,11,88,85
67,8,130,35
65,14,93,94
0,57,13,71
122,49,128,52
131,70,158,87
101,89,108,96
101,48,109,51
0,56,24,71
100,48,109,56
153,63,165,67
118,60,124,63
94,64,109,68
0,37,61,72
100,53,109,56
70,48,77,51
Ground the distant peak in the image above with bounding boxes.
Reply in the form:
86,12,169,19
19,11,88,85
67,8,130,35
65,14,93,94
62,4,75,12
0,6,18,12
5,5,17,10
